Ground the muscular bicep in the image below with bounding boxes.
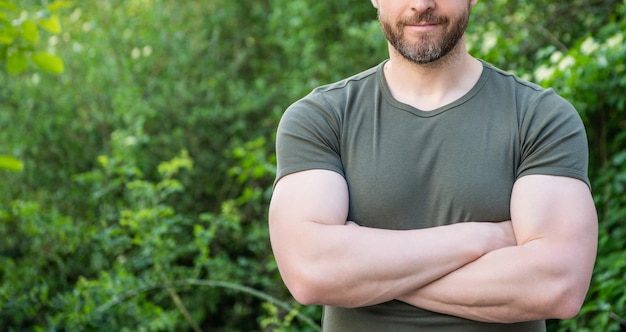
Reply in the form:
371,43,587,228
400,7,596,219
510,175,597,247
268,170,349,299
268,169,349,266
269,169,349,228
511,174,597,307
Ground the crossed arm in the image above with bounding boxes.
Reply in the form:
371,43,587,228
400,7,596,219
268,169,597,322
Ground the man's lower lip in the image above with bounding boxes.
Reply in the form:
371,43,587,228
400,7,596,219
405,24,439,32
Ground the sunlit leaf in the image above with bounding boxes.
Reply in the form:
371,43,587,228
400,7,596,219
6,52,27,74
48,1,74,12
0,24,16,44
0,1,18,11
22,20,40,43
31,52,64,74
0,34,13,44
38,15,61,34
0,155,24,172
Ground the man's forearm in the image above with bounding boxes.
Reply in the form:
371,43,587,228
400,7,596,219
397,239,594,323
271,220,515,308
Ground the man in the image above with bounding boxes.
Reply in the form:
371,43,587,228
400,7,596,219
268,0,598,331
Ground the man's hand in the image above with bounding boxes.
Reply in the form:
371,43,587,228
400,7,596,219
483,220,517,253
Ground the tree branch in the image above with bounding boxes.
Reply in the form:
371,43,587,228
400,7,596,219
92,278,321,331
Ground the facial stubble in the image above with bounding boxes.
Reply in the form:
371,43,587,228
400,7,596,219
378,5,471,65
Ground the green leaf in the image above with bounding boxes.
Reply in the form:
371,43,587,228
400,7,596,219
48,1,74,12
6,52,27,74
38,15,61,34
0,25,16,44
31,52,64,74
0,2,18,11
0,34,13,44
22,20,40,43
0,155,24,172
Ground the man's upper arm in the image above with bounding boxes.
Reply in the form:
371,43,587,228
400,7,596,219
270,169,349,228
511,174,597,246
268,170,349,300
511,174,597,313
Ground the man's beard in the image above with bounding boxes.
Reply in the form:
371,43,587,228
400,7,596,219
378,6,471,65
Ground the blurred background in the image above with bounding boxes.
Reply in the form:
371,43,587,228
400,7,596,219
0,0,624,331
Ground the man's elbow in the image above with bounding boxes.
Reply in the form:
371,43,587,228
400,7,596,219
541,240,596,320
546,278,590,320
281,267,366,307
290,288,324,306
282,271,329,305
551,288,587,319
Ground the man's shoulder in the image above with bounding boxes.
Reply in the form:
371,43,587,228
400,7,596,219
285,62,383,117
308,62,382,98
480,60,545,93
479,60,573,110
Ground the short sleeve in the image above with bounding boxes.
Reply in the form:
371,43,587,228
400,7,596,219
517,89,591,188
274,93,345,186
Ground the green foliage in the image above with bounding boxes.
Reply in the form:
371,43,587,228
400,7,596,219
0,0,625,330
0,0,71,74
468,0,620,73
0,0,72,171
1,135,307,330
259,302,321,332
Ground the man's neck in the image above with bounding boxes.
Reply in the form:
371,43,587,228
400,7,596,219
382,41,483,111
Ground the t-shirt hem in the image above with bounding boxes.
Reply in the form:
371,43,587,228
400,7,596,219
517,168,591,190
274,164,345,188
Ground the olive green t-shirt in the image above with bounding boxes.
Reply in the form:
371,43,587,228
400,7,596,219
274,60,590,331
